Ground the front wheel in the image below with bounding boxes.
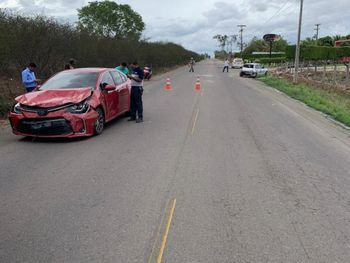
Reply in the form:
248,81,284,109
94,108,105,135
240,72,244,77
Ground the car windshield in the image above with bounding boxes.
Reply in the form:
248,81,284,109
39,71,98,90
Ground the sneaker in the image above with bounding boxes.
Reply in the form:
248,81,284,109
136,118,143,123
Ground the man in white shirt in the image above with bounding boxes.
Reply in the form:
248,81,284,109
223,59,229,73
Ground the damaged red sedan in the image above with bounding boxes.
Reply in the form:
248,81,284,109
9,68,131,138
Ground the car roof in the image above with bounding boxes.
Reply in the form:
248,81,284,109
62,68,112,73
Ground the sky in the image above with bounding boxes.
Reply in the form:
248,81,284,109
1,0,349,55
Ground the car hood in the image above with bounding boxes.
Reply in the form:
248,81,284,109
16,88,92,107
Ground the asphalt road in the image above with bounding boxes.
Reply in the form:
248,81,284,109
1,60,350,263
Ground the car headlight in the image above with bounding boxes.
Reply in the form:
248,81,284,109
13,103,22,114
67,101,90,114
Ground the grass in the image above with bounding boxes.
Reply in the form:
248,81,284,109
259,75,350,127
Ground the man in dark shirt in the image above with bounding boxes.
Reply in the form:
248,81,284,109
127,61,144,123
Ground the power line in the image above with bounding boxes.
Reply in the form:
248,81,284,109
250,0,295,38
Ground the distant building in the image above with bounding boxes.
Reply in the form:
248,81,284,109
252,52,285,55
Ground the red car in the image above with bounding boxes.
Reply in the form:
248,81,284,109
9,68,131,138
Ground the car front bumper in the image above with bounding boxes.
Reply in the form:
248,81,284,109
9,108,98,138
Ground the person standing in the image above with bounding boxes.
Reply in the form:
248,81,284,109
223,58,229,73
189,57,195,72
128,61,144,123
64,58,75,70
115,62,129,75
21,63,40,93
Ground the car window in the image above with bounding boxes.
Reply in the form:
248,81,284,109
243,64,249,68
39,72,98,90
100,72,115,88
110,70,125,85
255,65,261,69
120,73,127,82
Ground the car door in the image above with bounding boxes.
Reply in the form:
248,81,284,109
110,70,129,113
255,64,263,75
100,71,119,121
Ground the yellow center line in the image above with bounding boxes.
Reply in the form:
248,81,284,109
147,203,167,263
191,108,200,135
157,198,177,263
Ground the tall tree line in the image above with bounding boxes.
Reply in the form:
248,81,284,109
0,7,200,79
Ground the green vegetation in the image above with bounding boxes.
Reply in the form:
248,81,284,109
0,7,201,80
0,96,12,118
286,45,350,61
301,35,350,47
243,36,288,56
259,75,350,127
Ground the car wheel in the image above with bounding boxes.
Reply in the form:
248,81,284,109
252,73,257,78
240,72,244,77
94,108,105,135
264,71,268,76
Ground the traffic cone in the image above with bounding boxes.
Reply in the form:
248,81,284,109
194,77,201,92
165,78,172,91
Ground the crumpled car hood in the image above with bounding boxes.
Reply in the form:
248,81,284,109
16,88,92,107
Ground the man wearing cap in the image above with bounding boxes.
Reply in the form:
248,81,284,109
21,62,40,92
127,61,144,123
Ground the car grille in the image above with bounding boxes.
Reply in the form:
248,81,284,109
20,104,72,116
17,118,73,136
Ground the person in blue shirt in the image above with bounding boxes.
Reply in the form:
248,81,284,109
115,62,129,75
127,61,144,123
21,63,39,92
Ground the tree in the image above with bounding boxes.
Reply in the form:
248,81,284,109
213,34,228,51
243,36,288,55
77,0,145,40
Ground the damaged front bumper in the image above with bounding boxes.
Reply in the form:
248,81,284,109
9,107,98,138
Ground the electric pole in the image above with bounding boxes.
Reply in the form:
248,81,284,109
314,23,321,42
293,0,304,84
238,25,246,58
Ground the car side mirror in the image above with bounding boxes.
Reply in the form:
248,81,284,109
104,84,116,92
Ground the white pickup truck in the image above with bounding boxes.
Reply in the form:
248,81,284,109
240,63,268,78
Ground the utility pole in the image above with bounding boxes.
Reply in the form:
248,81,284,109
314,23,321,42
293,0,304,84
238,25,246,58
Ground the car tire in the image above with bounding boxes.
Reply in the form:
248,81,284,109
94,107,105,135
264,71,268,76
240,72,244,77
252,73,257,78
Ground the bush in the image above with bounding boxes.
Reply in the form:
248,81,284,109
286,45,350,61
0,10,201,79
250,57,286,64
0,96,12,118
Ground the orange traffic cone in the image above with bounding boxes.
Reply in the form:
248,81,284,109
165,78,172,91
194,77,201,92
